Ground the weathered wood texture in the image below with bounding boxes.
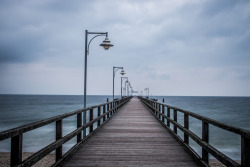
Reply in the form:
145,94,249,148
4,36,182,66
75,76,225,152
64,98,199,167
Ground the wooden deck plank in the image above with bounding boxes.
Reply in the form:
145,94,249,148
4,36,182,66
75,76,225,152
64,98,199,167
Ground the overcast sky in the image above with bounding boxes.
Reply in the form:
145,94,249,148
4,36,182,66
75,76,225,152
0,0,250,96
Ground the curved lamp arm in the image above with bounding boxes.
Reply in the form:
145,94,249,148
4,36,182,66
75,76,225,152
87,34,106,55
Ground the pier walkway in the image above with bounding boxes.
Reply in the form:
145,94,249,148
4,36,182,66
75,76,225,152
64,98,199,167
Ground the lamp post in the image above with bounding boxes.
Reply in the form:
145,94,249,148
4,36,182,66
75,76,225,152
113,66,125,100
121,77,128,98
130,85,133,96
144,88,149,97
125,81,130,96
84,30,113,137
127,82,130,96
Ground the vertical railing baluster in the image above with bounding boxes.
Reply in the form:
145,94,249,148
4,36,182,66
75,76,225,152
184,113,189,145
110,102,113,116
116,100,118,111
77,112,82,143
167,107,170,127
112,102,114,115
158,104,161,119
174,109,177,134
107,103,110,119
56,120,62,161
112,101,115,113
153,102,156,115
103,105,106,122
11,134,23,167
116,101,118,111
241,136,250,167
202,121,209,163
162,105,165,123
156,103,158,117
89,108,93,133
98,106,101,127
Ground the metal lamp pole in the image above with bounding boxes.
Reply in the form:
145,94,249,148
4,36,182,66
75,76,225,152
144,88,149,97
113,66,125,100
84,30,113,137
127,82,130,96
121,77,128,98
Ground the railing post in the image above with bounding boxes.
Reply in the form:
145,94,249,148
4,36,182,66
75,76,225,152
155,103,158,117
111,102,114,115
184,113,189,145
202,121,209,163
103,105,106,122
153,102,156,115
89,108,93,133
158,104,161,119
77,112,82,143
167,107,170,127
241,136,250,167
107,103,110,119
11,134,23,167
113,101,115,113
98,106,101,127
110,102,113,116
116,101,118,111
162,105,165,123
56,120,62,161
174,109,177,134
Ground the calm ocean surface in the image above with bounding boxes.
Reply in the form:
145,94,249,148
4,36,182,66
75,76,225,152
0,95,250,160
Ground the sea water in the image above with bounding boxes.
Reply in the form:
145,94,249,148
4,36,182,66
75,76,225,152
0,95,116,153
151,96,250,160
0,95,250,160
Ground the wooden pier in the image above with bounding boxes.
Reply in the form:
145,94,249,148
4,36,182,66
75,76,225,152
1,96,249,167
64,98,199,167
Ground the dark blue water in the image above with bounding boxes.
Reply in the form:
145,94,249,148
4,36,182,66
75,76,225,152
151,96,250,160
0,95,116,153
0,95,250,161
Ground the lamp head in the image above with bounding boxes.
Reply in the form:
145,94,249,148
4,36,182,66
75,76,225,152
120,69,126,75
100,37,114,50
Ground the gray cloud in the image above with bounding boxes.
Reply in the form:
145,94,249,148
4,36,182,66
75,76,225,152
0,0,250,95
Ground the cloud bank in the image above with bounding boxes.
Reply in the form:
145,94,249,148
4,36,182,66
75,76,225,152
0,0,250,96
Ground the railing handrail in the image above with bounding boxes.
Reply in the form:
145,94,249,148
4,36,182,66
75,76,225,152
139,96,250,167
0,96,132,167
147,98,250,138
0,99,120,141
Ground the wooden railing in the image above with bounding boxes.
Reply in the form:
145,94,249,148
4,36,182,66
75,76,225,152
139,97,250,167
0,96,132,167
